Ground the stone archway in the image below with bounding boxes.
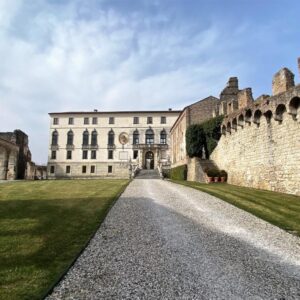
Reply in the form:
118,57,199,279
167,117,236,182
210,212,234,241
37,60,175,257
145,151,154,170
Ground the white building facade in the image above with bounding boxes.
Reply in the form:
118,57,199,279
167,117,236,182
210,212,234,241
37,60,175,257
47,110,181,178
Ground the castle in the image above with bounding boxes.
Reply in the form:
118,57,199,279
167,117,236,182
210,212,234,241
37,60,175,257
0,130,46,180
43,57,298,195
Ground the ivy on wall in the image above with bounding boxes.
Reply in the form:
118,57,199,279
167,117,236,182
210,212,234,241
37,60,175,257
186,115,224,159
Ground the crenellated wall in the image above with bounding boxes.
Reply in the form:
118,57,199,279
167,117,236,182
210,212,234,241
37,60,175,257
211,85,300,195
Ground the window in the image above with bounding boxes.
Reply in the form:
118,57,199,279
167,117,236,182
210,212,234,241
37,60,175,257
82,130,89,145
147,117,153,124
145,128,154,144
84,117,89,125
91,165,95,173
91,130,97,146
109,117,114,124
133,150,138,159
161,116,166,124
133,117,139,124
160,129,167,144
66,150,72,160
66,166,71,174
51,130,58,145
82,150,88,159
50,166,55,173
68,117,74,125
51,150,56,159
108,150,113,159
53,118,59,125
92,117,98,125
91,150,96,159
82,166,87,173
108,129,114,145
133,129,139,145
108,165,112,173
67,130,73,145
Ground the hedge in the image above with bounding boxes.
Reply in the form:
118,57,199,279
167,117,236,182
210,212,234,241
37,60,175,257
169,165,187,180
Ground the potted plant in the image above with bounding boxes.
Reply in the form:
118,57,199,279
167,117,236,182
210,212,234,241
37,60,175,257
206,168,219,183
220,170,228,183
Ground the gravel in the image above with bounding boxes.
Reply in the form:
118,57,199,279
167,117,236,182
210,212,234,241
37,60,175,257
48,179,300,299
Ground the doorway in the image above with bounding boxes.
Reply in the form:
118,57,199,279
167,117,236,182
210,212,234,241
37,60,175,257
145,151,154,169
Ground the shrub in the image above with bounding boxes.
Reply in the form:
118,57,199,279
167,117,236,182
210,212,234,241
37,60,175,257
206,168,220,177
185,125,206,158
170,165,187,180
186,115,224,159
220,170,228,178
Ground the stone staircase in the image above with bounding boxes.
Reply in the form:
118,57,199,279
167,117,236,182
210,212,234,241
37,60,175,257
134,169,161,179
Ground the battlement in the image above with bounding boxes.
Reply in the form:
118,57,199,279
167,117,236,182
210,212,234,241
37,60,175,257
221,84,300,134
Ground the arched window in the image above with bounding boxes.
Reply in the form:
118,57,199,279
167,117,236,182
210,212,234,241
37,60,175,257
133,129,139,145
238,114,244,127
232,118,237,131
226,122,231,133
245,109,252,123
160,129,167,144
145,128,154,144
91,130,98,146
108,129,114,145
52,130,58,145
289,97,300,120
67,130,73,145
221,125,226,135
82,130,89,145
253,110,262,125
275,104,287,122
264,110,273,124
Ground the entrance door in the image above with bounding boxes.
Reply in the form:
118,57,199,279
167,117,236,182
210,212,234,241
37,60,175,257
145,151,154,169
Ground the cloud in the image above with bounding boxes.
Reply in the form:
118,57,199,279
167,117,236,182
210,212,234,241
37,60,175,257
2,0,292,164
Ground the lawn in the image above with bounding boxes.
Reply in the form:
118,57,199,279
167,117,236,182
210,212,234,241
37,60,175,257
0,179,129,300
172,180,300,236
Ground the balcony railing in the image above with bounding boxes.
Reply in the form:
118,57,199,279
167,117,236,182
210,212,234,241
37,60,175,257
51,144,59,150
66,144,75,150
132,143,168,150
82,144,99,149
107,144,116,149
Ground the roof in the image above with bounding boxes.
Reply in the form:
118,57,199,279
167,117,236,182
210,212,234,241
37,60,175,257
49,110,182,116
170,96,219,132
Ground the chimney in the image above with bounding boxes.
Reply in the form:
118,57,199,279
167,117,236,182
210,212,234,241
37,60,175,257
168,108,172,111
94,109,98,112
272,68,295,95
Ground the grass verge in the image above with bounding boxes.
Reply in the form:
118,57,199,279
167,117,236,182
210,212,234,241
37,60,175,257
171,180,300,236
0,179,129,300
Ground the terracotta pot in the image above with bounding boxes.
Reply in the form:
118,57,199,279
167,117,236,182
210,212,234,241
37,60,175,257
220,177,226,183
214,177,219,183
208,177,214,183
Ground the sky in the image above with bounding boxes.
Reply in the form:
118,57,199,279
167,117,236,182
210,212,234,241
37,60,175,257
0,0,299,164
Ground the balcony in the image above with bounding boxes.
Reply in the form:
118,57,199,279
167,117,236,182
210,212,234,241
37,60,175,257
82,144,99,150
132,143,168,150
66,144,75,150
51,144,59,150
107,144,116,149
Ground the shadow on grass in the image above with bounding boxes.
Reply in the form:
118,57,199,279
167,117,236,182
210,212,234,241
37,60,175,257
0,197,116,300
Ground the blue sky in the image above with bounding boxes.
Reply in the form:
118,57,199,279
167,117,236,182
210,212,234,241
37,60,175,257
0,0,299,163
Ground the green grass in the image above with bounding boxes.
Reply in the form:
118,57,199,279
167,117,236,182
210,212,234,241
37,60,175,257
172,180,300,236
0,179,129,300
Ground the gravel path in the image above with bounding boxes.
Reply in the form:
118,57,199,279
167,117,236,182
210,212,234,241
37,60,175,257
48,179,300,299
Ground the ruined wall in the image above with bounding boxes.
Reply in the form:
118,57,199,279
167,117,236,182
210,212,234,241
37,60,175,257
211,85,300,195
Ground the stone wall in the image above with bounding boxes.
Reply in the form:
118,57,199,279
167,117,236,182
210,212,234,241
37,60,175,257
211,84,300,195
